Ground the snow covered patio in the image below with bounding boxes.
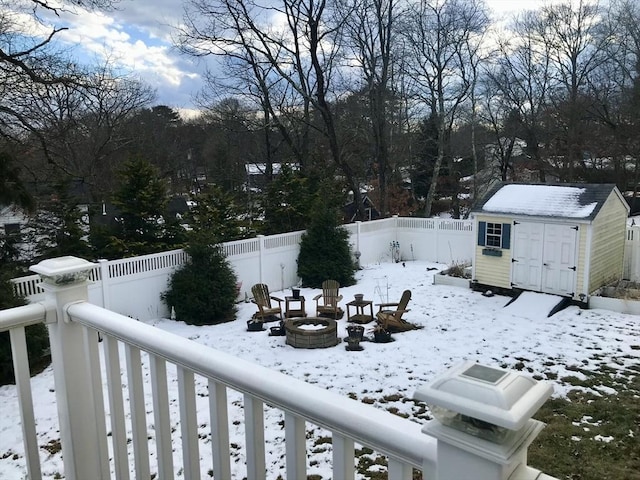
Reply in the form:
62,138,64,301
1,260,638,479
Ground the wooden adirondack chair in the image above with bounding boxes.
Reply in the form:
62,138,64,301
375,289,422,332
313,279,344,319
251,283,284,322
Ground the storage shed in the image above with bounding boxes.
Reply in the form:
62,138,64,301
470,183,629,303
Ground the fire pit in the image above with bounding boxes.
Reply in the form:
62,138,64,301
284,317,339,349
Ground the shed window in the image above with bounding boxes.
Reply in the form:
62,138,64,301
486,223,502,247
4,223,20,235
477,221,511,249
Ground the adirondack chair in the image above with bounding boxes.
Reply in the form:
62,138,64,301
251,283,284,322
375,289,422,332
313,279,344,319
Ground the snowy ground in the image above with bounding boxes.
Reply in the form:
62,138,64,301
1,261,639,479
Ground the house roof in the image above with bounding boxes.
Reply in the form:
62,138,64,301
472,183,625,221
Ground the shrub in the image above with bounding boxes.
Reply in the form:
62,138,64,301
0,271,50,385
162,240,238,325
297,196,356,288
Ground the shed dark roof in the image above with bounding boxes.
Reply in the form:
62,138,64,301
472,183,624,221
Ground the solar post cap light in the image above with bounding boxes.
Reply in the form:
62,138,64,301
30,256,96,286
415,362,553,444
414,361,554,480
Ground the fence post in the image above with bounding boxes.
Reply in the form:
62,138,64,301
30,256,107,480
98,259,110,310
258,235,265,284
435,219,442,264
355,221,362,266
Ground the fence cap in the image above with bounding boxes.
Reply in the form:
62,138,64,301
30,256,96,286
414,361,553,438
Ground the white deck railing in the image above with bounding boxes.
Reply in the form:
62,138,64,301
1,296,436,479
0,303,48,480
1,260,559,480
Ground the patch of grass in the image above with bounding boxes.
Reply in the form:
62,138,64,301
41,439,62,455
346,360,638,480
382,393,402,402
529,367,640,480
313,436,332,446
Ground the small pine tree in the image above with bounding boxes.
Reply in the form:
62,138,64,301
297,194,356,288
162,234,238,326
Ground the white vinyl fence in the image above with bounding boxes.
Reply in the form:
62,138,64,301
13,218,640,320
11,217,475,321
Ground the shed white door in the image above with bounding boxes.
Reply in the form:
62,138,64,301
511,222,578,296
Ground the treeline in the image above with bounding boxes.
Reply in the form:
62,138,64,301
2,0,640,273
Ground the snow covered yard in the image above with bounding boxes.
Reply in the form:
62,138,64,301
1,261,639,479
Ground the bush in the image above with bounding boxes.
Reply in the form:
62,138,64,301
162,240,238,325
297,196,356,288
0,271,50,385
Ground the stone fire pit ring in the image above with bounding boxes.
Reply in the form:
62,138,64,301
284,317,339,349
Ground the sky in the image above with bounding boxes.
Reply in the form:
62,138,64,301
12,0,554,119
1,260,638,478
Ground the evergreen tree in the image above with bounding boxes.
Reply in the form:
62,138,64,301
412,114,439,201
103,157,186,258
186,186,252,242
162,233,238,326
297,192,355,288
261,165,314,235
0,151,35,213
31,182,91,261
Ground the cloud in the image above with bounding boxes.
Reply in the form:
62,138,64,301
8,1,205,109
55,9,198,84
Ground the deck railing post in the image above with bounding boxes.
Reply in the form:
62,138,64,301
423,420,545,480
414,362,555,480
30,256,106,480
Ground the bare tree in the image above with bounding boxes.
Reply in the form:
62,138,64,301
534,0,609,181
484,11,553,183
178,0,371,219
21,65,155,199
477,81,520,182
402,0,489,217
0,0,122,140
341,0,400,216
587,0,640,192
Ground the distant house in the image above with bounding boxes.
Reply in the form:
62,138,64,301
343,193,380,223
245,163,299,191
471,183,629,303
0,205,27,236
484,137,527,163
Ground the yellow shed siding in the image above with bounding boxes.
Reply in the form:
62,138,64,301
575,226,588,297
588,192,628,292
474,215,513,289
